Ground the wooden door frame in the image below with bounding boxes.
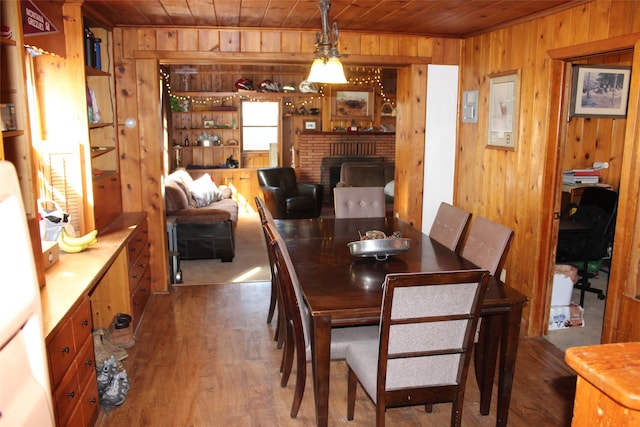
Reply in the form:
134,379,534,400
541,33,640,340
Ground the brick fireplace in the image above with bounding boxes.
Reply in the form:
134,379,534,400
296,132,395,203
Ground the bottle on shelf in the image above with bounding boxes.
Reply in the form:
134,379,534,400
184,137,190,146
84,27,95,67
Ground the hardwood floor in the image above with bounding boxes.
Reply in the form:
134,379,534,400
97,282,577,427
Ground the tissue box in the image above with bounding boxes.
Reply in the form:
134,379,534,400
41,240,59,270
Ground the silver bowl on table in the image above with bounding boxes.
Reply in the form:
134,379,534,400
347,238,411,261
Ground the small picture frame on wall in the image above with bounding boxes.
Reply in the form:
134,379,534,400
331,88,374,121
569,65,632,118
303,119,319,131
487,71,520,150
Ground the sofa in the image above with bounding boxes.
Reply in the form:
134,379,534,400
165,168,238,261
336,161,395,207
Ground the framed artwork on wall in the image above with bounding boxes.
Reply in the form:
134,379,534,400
331,88,373,121
570,65,632,118
303,119,319,131
487,70,520,150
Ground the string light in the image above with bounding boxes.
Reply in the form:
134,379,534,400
160,67,394,110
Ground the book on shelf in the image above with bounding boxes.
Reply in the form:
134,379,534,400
563,169,601,185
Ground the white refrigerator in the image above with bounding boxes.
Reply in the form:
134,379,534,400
0,161,55,426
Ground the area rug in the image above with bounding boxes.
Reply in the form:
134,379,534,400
177,211,271,285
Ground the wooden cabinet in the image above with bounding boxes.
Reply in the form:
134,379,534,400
127,218,151,333
86,22,122,230
34,3,122,235
0,0,45,284
89,215,150,333
46,297,99,427
566,343,640,426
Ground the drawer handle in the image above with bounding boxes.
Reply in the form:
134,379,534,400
81,320,89,326
132,274,139,279
134,301,141,306
90,398,97,404
136,238,143,243
62,346,70,353
110,177,117,182
139,263,146,268
85,359,93,367
66,391,75,398
98,184,105,190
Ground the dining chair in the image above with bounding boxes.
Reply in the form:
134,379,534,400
459,215,514,349
263,222,379,418
334,186,386,218
345,269,490,427
460,216,514,276
255,197,286,351
428,202,472,252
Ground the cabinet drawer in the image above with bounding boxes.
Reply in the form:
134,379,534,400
53,363,81,426
94,173,122,231
79,371,99,427
129,251,149,291
70,298,93,352
75,335,96,388
48,316,76,388
127,219,148,268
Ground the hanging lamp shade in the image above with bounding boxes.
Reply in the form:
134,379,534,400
306,0,347,84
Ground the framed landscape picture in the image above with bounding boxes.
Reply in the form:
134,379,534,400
570,65,632,118
331,88,373,120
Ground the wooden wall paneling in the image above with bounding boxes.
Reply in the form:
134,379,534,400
135,59,168,293
340,32,362,56
198,29,220,52
397,36,418,57
394,64,427,228
569,2,590,46
220,30,240,52
241,31,261,52
137,29,157,51
603,38,640,344
379,36,399,56
280,31,302,53
360,34,380,56
156,29,178,51
608,1,640,37
587,0,612,41
177,28,199,51
114,29,142,212
261,32,281,53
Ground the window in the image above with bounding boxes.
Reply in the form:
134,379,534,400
241,101,279,151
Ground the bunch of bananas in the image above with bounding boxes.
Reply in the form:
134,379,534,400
57,229,98,253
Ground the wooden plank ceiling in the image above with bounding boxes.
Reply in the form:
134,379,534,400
84,0,589,37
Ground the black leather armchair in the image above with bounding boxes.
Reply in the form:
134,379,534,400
257,167,324,219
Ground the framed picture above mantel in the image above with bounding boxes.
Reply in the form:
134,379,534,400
331,87,374,121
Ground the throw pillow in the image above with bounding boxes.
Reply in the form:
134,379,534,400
384,180,395,197
188,174,224,207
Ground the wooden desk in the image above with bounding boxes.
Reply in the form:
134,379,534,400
275,217,528,427
566,343,640,426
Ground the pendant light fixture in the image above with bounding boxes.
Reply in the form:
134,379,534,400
306,0,348,84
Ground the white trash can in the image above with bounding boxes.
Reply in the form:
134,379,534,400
551,264,578,306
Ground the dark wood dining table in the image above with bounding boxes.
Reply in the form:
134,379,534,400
275,216,528,427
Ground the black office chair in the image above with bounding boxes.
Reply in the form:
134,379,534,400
556,187,618,301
